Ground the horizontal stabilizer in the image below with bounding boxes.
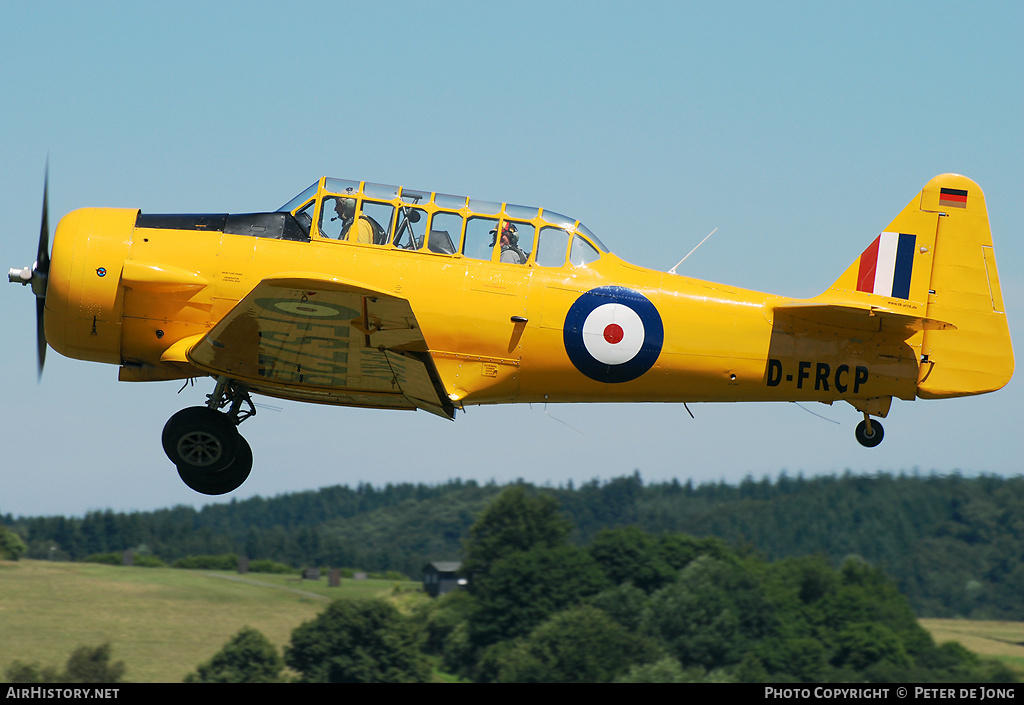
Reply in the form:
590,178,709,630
774,303,955,337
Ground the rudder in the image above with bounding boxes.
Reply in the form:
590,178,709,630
916,174,1013,398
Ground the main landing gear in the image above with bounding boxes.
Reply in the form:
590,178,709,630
854,413,884,448
162,377,255,495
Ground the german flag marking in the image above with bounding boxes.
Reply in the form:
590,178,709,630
939,187,968,209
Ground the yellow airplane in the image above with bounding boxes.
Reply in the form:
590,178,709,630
9,173,1013,495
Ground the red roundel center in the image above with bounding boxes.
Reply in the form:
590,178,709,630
603,323,624,344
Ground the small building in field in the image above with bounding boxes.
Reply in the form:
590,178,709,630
423,561,463,598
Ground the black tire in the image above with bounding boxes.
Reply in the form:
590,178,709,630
162,406,240,473
177,435,253,496
855,419,884,448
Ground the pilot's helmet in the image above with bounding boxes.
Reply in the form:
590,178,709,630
491,221,518,243
501,221,519,245
336,198,357,220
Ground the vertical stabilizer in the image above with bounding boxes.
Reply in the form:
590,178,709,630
822,174,1012,398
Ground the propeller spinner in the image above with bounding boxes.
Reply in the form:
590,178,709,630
8,166,51,378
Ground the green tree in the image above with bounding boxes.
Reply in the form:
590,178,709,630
756,636,827,681
588,526,676,593
4,661,59,683
615,656,713,683
494,605,659,683
468,544,610,647
0,526,26,560
285,599,430,683
62,644,125,684
418,589,478,656
462,485,570,580
817,557,935,660
655,533,733,571
644,556,772,670
184,627,283,683
4,645,124,684
832,623,911,672
591,582,649,632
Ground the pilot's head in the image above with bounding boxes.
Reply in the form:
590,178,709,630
334,198,356,220
490,221,518,247
501,221,518,246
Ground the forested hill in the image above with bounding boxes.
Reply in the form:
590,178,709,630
4,472,1023,619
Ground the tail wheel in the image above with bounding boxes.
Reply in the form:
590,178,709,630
177,436,253,496
855,419,884,448
162,406,240,473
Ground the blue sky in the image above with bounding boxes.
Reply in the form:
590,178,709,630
2,1,1021,517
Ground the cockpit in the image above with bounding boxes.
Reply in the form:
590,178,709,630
277,177,609,268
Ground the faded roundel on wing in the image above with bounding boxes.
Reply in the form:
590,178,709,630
563,287,664,383
254,297,358,321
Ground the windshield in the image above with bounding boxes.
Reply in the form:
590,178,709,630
277,182,319,213
576,222,609,253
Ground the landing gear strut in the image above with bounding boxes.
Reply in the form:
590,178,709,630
854,414,884,448
162,377,255,495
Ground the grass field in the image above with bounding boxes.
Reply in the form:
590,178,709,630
0,559,423,683
920,619,1024,676
4,559,1022,682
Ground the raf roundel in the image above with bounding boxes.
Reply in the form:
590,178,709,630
563,286,664,383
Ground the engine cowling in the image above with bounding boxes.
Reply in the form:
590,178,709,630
45,207,137,365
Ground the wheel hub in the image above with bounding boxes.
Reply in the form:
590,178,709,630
176,430,225,467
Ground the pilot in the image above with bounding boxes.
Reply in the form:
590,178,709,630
491,221,527,264
334,198,374,244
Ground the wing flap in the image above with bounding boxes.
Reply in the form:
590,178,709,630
187,273,454,418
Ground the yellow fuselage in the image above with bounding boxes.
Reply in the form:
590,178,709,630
43,206,917,410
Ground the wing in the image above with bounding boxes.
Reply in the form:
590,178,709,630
186,273,455,419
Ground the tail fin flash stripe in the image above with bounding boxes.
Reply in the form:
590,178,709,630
855,232,916,299
892,233,916,299
939,187,968,208
855,236,881,292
